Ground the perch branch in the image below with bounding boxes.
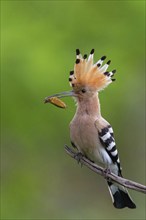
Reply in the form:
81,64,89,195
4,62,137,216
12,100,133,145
65,145,146,194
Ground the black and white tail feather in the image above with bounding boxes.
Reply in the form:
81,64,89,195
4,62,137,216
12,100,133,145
99,125,136,209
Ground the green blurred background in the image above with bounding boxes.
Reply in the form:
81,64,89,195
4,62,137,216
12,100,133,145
1,0,145,219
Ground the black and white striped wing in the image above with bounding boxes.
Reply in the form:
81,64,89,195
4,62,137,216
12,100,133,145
98,125,122,173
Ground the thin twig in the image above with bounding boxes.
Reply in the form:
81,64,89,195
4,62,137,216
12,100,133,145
65,145,146,194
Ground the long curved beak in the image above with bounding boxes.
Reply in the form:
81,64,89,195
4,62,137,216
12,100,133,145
44,90,76,103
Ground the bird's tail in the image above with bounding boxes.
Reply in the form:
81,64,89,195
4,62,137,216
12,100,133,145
107,181,136,209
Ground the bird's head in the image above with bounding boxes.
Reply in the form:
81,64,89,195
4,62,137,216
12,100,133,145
44,49,116,103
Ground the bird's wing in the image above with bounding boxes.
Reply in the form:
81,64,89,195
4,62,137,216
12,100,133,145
95,119,122,174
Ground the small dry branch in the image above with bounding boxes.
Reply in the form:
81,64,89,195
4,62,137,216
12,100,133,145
65,145,146,194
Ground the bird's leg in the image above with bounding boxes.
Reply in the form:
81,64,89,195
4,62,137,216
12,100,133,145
103,167,111,181
74,152,84,167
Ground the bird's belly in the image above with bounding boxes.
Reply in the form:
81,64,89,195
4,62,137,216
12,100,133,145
70,117,112,166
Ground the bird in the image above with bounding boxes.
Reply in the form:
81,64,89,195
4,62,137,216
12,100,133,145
45,49,136,209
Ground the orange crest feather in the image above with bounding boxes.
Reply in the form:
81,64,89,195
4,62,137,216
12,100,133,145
69,49,116,92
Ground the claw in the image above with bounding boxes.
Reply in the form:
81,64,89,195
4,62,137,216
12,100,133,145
74,152,83,167
103,168,111,181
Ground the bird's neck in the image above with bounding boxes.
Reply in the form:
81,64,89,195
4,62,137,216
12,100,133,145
75,93,101,118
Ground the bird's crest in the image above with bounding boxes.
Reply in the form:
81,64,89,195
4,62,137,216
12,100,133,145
69,49,116,91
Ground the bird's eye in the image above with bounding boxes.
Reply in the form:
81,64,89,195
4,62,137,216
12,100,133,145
81,89,86,93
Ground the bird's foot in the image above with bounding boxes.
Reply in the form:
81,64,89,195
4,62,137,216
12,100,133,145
103,168,111,180
74,152,83,167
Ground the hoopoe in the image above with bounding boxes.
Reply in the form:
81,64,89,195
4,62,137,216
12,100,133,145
45,49,136,209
